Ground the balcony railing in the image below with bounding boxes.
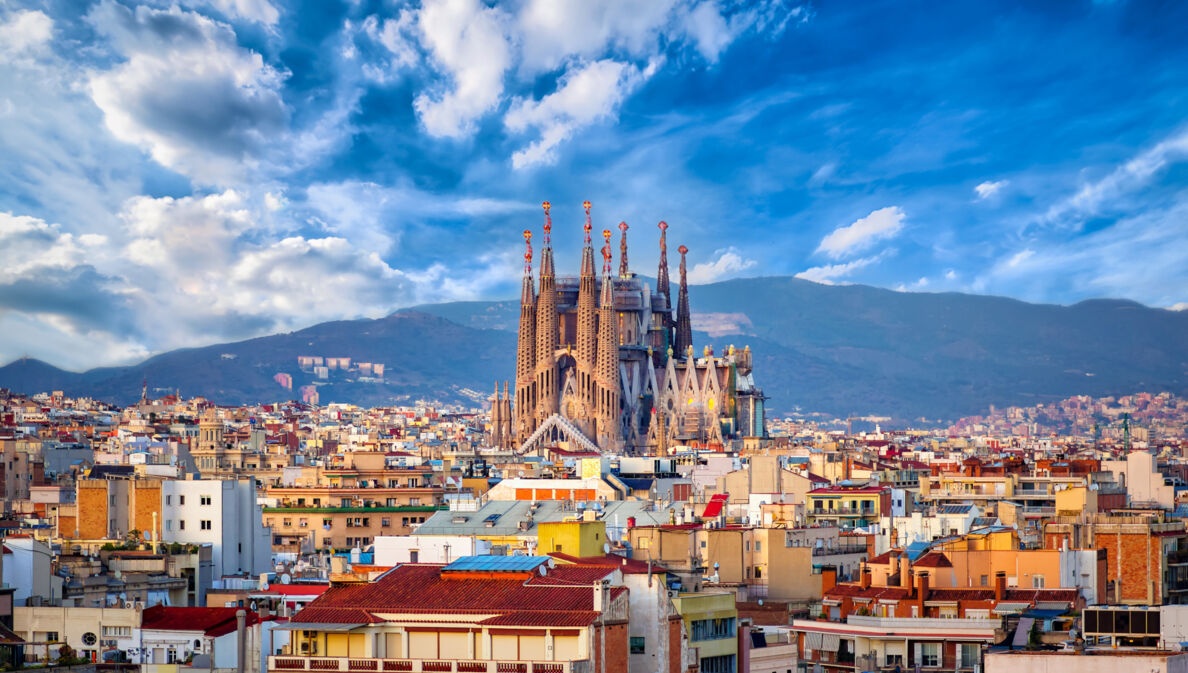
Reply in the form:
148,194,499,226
845,615,1001,630
812,545,868,557
269,656,590,673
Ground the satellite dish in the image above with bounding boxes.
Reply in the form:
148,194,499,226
758,599,764,606
280,573,291,584
603,543,611,554
538,565,547,576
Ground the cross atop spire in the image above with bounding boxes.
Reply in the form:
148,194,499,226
583,200,592,244
601,229,613,274
522,229,533,273
541,201,552,246
618,221,629,277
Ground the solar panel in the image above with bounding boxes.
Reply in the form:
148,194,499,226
442,555,552,573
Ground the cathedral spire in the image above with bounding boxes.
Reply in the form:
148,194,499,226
656,221,670,299
618,221,630,277
575,201,599,435
675,244,693,359
596,229,620,448
514,228,537,446
534,201,560,423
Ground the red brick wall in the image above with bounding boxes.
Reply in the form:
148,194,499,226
1098,532,1159,603
667,617,684,673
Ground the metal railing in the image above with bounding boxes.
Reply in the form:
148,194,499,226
845,615,1001,630
269,656,590,673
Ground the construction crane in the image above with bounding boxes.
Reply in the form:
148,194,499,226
1122,412,1132,452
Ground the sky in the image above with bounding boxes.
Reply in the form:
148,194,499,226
1,0,1187,371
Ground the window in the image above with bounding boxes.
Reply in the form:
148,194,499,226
755,541,762,552
200,520,212,530
690,617,735,641
165,520,173,531
45,632,59,642
979,574,988,587
200,495,212,505
409,497,420,506
381,518,391,527
960,643,980,668
919,643,939,667
165,495,172,505
700,654,735,673
103,626,130,637
630,637,645,654
179,520,186,530
1032,575,1045,588
179,495,185,505
755,566,762,579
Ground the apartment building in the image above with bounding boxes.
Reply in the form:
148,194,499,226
272,556,629,673
670,592,738,673
805,485,890,529
160,479,272,581
1044,512,1188,605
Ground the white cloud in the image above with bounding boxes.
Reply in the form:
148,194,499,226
1005,248,1035,268
87,2,289,183
944,269,958,280
0,9,53,62
506,58,656,169
794,254,883,285
974,179,1008,200
686,246,757,284
1043,127,1188,226
1169,302,1188,311
367,0,805,159
413,0,512,138
198,0,280,25
816,206,906,259
516,0,680,72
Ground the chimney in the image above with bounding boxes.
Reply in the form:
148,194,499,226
917,571,930,607
593,579,609,613
898,553,911,588
821,565,837,594
994,571,1006,602
235,609,246,673
860,565,871,589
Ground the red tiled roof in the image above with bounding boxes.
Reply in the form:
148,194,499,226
293,563,622,628
548,552,662,575
251,584,329,597
141,606,262,636
913,552,953,568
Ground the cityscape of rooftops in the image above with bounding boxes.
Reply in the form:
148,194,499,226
0,2,1186,673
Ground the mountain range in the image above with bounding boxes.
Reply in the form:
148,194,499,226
2,276,1186,423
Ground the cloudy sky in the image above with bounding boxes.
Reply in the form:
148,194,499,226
1,0,1186,370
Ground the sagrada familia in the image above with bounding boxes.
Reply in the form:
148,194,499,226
489,201,766,455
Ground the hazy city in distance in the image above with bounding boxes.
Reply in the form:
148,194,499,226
0,2,1187,673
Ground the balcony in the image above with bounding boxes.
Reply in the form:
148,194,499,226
812,544,868,557
845,615,1001,631
268,656,590,673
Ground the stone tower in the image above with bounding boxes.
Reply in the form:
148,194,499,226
514,229,537,446
618,221,630,278
595,230,621,448
534,202,560,424
574,201,599,437
674,244,693,359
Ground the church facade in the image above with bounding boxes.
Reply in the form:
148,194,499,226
489,201,766,455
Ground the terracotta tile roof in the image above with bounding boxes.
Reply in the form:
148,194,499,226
293,563,622,628
913,552,953,568
141,606,262,636
547,552,660,574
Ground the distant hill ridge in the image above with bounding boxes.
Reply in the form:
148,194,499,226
2,276,1185,421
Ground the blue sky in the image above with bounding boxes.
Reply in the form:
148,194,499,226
1,0,1186,370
